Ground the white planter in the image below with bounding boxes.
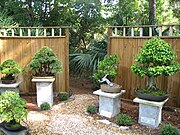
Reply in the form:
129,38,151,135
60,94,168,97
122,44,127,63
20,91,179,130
32,78,55,107
133,97,168,128
93,89,126,118
0,81,22,93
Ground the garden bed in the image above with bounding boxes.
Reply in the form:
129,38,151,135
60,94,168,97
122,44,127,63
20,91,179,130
13,77,180,135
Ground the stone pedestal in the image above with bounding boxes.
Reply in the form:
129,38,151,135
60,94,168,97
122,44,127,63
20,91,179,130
133,97,168,128
0,81,21,93
32,78,55,107
93,89,125,118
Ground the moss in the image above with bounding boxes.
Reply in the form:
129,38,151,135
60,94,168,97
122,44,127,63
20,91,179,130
138,88,167,96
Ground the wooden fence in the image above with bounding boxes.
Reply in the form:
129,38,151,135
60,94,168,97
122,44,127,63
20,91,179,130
0,26,69,94
108,24,180,108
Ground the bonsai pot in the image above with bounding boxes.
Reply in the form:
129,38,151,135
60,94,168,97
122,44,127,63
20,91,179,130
4,121,21,131
136,90,169,102
1,79,16,84
100,83,122,93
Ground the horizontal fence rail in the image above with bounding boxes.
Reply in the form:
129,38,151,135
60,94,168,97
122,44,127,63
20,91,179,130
0,26,70,37
109,24,180,37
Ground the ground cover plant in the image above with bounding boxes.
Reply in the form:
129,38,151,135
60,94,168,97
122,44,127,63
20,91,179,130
40,102,51,111
86,104,97,114
115,113,133,126
57,92,69,101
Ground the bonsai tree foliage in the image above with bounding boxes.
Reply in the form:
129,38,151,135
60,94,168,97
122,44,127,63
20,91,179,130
0,59,24,81
131,38,180,92
93,55,118,82
0,91,28,129
29,46,62,76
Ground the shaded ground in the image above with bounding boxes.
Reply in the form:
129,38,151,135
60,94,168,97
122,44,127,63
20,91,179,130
5,76,179,135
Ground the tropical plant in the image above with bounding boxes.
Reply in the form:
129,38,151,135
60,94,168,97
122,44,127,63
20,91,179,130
0,91,28,129
70,39,107,77
0,59,24,83
131,38,180,94
93,55,118,82
115,113,133,126
29,46,62,76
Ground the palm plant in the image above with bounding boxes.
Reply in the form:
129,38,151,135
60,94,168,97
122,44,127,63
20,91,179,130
70,39,107,77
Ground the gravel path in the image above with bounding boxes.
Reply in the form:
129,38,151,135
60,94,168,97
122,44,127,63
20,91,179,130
26,94,138,135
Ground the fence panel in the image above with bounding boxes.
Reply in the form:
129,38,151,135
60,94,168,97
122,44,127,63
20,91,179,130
108,25,180,107
0,27,69,94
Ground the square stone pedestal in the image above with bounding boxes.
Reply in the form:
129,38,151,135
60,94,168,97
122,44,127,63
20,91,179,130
32,78,55,107
133,98,168,128
0,81,22,93
93,89,125,118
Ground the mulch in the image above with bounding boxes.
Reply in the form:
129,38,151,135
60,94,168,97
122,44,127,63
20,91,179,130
20,76,180,135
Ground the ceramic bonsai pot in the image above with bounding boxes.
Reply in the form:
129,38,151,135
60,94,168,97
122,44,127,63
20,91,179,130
136,90,169,102
1,79,16,84
100,84,122,93
4,121,21,131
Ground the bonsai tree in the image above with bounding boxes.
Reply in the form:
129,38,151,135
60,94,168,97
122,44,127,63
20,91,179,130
131,38,180,95
29,46,62,76
0,59,24,83
0,91,28,130
93,55,118,83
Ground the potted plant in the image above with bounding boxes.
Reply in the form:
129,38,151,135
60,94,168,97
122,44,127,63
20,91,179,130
0,91,28,131
29,46,62,107
131,38,180,101
0,59,24,84
93,55,122,93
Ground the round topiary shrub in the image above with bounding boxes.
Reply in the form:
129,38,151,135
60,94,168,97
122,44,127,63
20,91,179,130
115,113,133,126
40,102,51,111
160,124,180,135
57,92,69,101
86,104,97,114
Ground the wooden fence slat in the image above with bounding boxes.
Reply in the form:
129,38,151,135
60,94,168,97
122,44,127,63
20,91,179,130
0,29,69,94
108,33,180,108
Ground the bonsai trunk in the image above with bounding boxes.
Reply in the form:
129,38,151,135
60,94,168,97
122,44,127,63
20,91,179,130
147,77,157,90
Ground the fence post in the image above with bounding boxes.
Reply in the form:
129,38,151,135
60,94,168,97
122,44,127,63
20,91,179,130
108,27,112,55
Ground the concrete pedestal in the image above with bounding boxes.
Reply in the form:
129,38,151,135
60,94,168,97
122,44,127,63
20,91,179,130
0,81,21,93
133,98,168,128
32,78,55,107
93,89,125,118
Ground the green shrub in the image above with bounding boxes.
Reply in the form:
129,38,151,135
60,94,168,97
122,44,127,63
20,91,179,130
57,92,69,101
115,113,133,126
93,55,118,82
0,59,24,80
0,91,28,126
86,104,97,114
160,124,180,135
40,102,51,111
29,46,62,76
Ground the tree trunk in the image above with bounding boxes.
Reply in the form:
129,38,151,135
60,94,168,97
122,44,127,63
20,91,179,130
147,77,157,90
148,0,156,25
